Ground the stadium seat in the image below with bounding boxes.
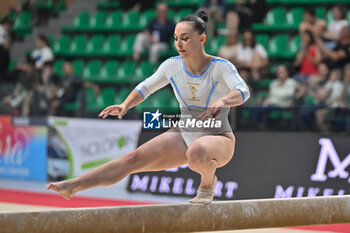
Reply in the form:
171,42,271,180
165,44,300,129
122,11,141,31
115,88,130,104
140,9,156,29
268,34,288,58
12,12,32,37
54,59,64,77
100,60,119,83
100,87,116,107
286,7,304,30
90,11,107,31
117,61,137,84
65,12,90,32
117,34,136,57
69,35,88,56
72,59,84,77
83,60,102,82
286,34,301,58
102,34,121,56
165,0,204,8
53,35,71,56
174,9,192,22
253,7,286,31
347,10,350,22
316,7,326,20
207,36,226,55
133,61,154,84
86,88,102,112
256,34,269,50
105,10,123,30
168,8,175,21
97,1,120,10
86,34,105,56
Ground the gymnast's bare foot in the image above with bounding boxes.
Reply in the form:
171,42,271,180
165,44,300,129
46,181,75,200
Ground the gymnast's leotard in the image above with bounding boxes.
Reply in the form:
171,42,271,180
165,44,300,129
134,56,250,147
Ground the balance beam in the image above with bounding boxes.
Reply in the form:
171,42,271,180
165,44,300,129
1,195,350,233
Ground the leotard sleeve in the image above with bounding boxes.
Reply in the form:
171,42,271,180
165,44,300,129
219,61,251,103
133,60,170,100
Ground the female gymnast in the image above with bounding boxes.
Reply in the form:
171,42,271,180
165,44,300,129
47,10,250,204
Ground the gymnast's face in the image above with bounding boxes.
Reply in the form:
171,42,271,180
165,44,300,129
174,22,206,58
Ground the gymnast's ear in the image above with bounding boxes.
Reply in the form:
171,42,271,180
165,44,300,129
200,34,207,46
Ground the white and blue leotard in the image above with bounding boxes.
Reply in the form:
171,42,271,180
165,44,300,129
134,56,250,147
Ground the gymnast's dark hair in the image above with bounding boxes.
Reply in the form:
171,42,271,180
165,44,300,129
179,10,208,35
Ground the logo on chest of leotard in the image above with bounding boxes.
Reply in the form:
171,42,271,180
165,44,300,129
187,82,200,101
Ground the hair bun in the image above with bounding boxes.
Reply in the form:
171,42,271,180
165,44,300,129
196,10,209,23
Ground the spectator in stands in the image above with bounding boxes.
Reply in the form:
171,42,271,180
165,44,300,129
251,64,297,128
31,34,54,69
0,18,13,82
236,29,268,81
51,61,100,116
2,59,40,116
317,26,350,70
201,0,226,37
34,61,61,115
218,30,241,64
315,68,344,131
293,30,321,83
133,3,175,64
339,63,350,109
299,7,326,37
225,0,267,32
321,5,349,49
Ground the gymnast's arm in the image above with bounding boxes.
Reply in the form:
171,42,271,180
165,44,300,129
198,62,250,120
99,61,170,119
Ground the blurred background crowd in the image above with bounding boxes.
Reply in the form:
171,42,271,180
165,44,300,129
0,0,349,132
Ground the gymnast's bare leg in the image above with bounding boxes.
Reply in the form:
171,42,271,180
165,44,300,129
46,128,188,200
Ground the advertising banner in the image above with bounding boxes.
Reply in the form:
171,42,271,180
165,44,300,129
0,115,47,181
127,132,350,200
48,117,142,180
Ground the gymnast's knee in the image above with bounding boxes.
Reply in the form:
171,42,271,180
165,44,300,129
186,143,210,170
121,150,141,172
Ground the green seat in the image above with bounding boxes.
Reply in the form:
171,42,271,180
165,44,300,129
117,61,136,84
102,34,121,56
100,87,116,107
252,7,286,31
73,12,90,30
347,10,350,22
12,12,32,37
256,34,269,50
69,35,88,56
174,9,192,22
165,0,204,8
286,7,304,30
86,34,105,56
105,10,123,30
53,35,71,56
122,11,141,31
268,34,289,58
152,89,174,109
72,59,84,77
86,88,102,112
168,8,175,21
97,1,120,10
140,9,156,29
117,34,135,57
115,88,130,104
286,35,301,58
316,7,326,20
90,11,107,31
83,60,102,82
207,36,226,55
54,59,64,77
100,60,119,83
133,61,154,84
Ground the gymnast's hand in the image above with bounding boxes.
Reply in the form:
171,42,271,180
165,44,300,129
98,104,128,119
197,99,225,120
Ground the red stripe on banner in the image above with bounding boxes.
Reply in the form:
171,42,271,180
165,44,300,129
0,188,157,208
289,225,350,233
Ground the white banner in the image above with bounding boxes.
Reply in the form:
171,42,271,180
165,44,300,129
48,117,142,178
